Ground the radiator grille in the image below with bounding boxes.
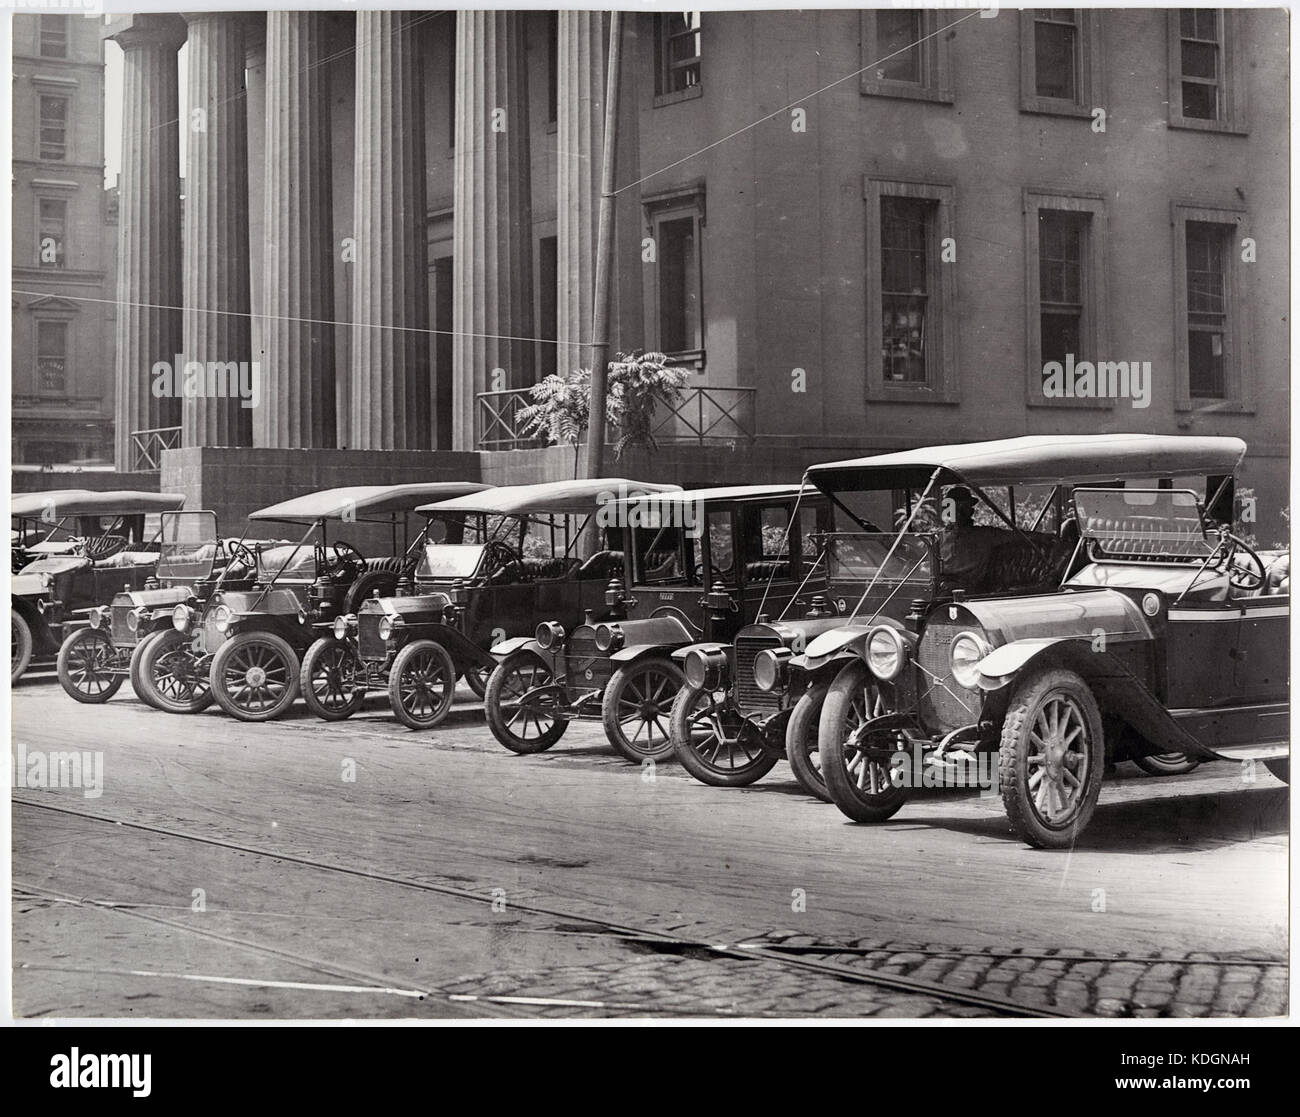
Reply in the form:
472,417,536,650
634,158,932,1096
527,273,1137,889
734,635,782,715
200,614,227,656
357,611,388,661
916,622,981,734
110,605,136,645
562,633,615,688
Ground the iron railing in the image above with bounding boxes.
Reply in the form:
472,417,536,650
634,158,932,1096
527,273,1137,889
131,425,181,472
475,386,757,452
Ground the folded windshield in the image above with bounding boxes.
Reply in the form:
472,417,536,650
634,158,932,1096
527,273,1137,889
418,543,486,580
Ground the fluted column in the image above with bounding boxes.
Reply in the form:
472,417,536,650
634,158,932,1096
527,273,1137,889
452,10,534,449
109,15,185,470
557,11,608,380
182,12,253,447
244,18,266,399
259,11,336,447
350,10,429,449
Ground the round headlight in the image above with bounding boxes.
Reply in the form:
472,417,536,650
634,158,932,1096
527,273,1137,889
88,607,104,630
172,603,191,632
594,623,624,653
949,631,992,690
378,614,403,641
684,647,725,691
212,604,233,633
867,626,906,681
536,621,565,650
753,647,791,692
332,615,350,640
125,607,143,633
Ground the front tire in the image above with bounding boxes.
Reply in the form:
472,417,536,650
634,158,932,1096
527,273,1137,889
129,630,166,708
484,652,568,754
1132,752,1200,777
820,660,907,823
602,656,683,764
998,668,1104,849
11,609,34,683
671,683,777,786
210,631,300,722
462,663,490,699
388,640,456,730
56,628,124,703
137,629,214,713
787,682,832,802
301,638,366,721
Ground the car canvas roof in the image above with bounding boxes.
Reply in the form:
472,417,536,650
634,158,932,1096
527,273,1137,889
605,483,814,509
10,490,185,518
806,434,1247,491
250,482,492,522
418,478,681,517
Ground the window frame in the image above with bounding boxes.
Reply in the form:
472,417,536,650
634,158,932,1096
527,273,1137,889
39,14,70,60
1019,8,1102,119
863,177,959,404
36,196,69,268
34,317,72,397
1167,9,1248,134
38,94,69,162
654,11,703,106
643,184,706,371
859,9,954,105
1022,189,1111,409
1171,202,1250,412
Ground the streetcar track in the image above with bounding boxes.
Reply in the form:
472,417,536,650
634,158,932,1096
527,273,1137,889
14,795,1062,1017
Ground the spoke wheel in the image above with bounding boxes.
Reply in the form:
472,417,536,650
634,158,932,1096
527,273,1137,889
671,683,777,786
56,627,124,704
210,631,300,722
1132,752,1200,777
998,668,1104,849
602,657,684,764
11,609,34,684
388,640,456,730
786,682,833,802
462,663,491,700
484,652,568,754
301,638,366,721
137,629,213,714
820,660,907,823
130,629,165,709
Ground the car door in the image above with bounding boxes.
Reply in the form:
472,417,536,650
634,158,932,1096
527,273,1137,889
1234,593,1289,702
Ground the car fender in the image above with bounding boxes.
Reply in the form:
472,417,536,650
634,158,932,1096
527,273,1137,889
492,635,540,659
610,642,687,664
670,640,729,663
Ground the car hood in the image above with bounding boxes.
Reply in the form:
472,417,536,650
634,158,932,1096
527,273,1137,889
11,570,54,598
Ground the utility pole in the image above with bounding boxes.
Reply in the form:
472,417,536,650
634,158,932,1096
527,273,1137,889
582,11,623,480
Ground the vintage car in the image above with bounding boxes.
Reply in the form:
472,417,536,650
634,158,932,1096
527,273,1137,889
484,484,827,763
54,510,262,710
799,434,1288,849
191,482,489,722
11,490,185,685
305,478,678,729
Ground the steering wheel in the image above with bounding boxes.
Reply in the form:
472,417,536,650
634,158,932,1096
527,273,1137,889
484,539,522,574
330,541,368,579
1213,531,1267,593
224,540,257,571
83,534,128,561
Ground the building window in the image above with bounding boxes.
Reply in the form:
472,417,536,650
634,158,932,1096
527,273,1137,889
644,187,705,367
36,321,69,394
537,235,558,380
1172,205,1247,408
1168,10,1245,132
1019,9,1101,117
39,95,69,161
1023,191,1109,407
547,11,558,126
864,179,957,402
860,9,953,103
39,15,69,59
655,12,701,100
37,198,67,267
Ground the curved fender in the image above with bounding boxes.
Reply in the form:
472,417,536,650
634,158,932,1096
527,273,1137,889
610,642,684,664
492,635,540,659
976,638,1069,690
671,641,729,663
803,623,880,672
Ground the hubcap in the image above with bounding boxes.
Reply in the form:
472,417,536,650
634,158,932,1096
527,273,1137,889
245,665,267,688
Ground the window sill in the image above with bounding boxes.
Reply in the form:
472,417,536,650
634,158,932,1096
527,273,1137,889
1019,98,1097,120
860,81,954,105
866,384,959,405
1167,116,1250,137
654,85,703,109
1026,395,1117,410
665,348,706,372
1176,398,1254,414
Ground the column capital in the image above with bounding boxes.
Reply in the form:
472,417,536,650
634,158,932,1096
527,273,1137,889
105,14,187,52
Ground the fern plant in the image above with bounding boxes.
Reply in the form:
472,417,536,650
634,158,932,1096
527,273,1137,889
515,368,592,477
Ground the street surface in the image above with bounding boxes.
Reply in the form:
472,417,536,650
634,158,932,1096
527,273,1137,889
9,671,1289,1019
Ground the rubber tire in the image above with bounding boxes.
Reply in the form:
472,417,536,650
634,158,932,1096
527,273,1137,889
1132,752,1200,777
998,668,1105,850
602,656,684,764
462,663,490,700
11,609,34,684
56,627,125,704
820,660,908,823
342,569,399,616
786,682,833,803
388,639,457,730
137,629,215,714
210,631,301,722
300,637,367,721
484,651,568,754
1264,758,1289,784
671,683,779,786
129,630,167,709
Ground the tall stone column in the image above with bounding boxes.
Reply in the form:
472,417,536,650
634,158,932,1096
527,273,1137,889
244,18,267,400
182,12,253,448
452,10,534,449
109,15,185,471
557,11,608,380
350,10,429,449
259,11,336,448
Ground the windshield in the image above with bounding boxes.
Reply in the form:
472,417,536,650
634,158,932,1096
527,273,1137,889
255,544,318,579
157,511,219,580
417,543,486,581
824,532,934,584
1074,488,1211,560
